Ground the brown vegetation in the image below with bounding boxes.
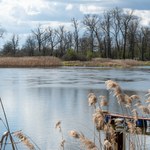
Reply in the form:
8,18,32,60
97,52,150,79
0,57,149,68
0,56,62,67
63,58,147,68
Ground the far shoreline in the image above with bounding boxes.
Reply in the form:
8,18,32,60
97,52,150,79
0,56,149,68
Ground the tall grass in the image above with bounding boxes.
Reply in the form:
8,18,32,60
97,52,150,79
64,80,150,150
63,58,145,67
0,56,62,67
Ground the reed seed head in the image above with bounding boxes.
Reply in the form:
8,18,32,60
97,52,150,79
55,121,61,129
88,93,97,106
13,131,35,150
104,139,112,149
69,130,80,139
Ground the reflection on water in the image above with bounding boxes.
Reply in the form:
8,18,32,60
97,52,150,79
0,67,149,149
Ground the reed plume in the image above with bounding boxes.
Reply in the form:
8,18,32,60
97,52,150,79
69,131,97,150
13,131,35,150
88,93,97,106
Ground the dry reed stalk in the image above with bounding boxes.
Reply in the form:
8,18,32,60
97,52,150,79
69,131,97,150
126,121,142,135
88,93,97,106
55,121,61,130
13,131,35,150
132,109,138,121
104,139,112,149
99,96,108,107
145,98,150,103
138,105,150,114
92,109,105,131
69,130,80,139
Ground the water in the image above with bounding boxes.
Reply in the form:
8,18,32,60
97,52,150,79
0,66,149,149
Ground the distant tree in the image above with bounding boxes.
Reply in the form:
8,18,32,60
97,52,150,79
101,11,112,58
72,18,80,53
22,35,36,56
2,41,13,55
111,7,122,57
119,10,135,59
46,27,59,55
128,18,139,59
11,34,19,56
55,26,70,57
2,34,19,56
137,26,150,60
32,25,47,54
83,14,99,53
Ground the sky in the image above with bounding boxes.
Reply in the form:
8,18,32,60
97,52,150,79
0,0,150,47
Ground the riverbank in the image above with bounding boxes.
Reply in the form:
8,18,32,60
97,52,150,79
0,56,149,68
0,56,62,67
63,58,150,68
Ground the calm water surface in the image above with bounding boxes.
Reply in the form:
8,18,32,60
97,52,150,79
0,66,150,149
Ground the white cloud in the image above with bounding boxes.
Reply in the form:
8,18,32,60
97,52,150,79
134,10,150,26
79,4,106,14
0,0,149,48
66,4,73,10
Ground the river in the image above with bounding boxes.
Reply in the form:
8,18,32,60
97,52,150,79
0,66,149,149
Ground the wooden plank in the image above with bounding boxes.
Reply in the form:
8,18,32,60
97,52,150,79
105,112,150,121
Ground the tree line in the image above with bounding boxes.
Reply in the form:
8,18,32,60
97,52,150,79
0,7,150,61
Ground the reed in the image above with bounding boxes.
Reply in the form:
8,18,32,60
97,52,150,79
0,56,62,67
67,80,150,150
63,58,147,68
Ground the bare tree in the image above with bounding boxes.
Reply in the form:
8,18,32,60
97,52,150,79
55,26,69,56
128,18,139,59
111,7,123,57
137,26,150,60
2,34,19,56
23,35,36,56
101,11,112,58
11,34,19,55
72,18,80,53
32,25,46,53
46,27,59,55
83,14,99,53
119,10,135,59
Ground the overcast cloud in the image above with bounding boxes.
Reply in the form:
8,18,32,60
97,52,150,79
0,0,150,46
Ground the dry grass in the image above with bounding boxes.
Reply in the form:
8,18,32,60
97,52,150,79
0,57,148,68
0,56,62,67
63,58,147,68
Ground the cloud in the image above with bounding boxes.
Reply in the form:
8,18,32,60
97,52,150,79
0,0,150,48
66,4,73,10
79,4,106,14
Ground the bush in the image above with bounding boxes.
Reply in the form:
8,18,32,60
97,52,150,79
62,49,87,61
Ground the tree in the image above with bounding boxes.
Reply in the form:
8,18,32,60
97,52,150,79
11,34,19,56
2,41,13,55
72,18,80,53
101,11,112,58
2,34,19,56
128,18,139,59
111,7,122,58
32,25,47,54
22,35,36,56
83,14,99,53
119,10,135,59
55,26,70,57
46,27,58,55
